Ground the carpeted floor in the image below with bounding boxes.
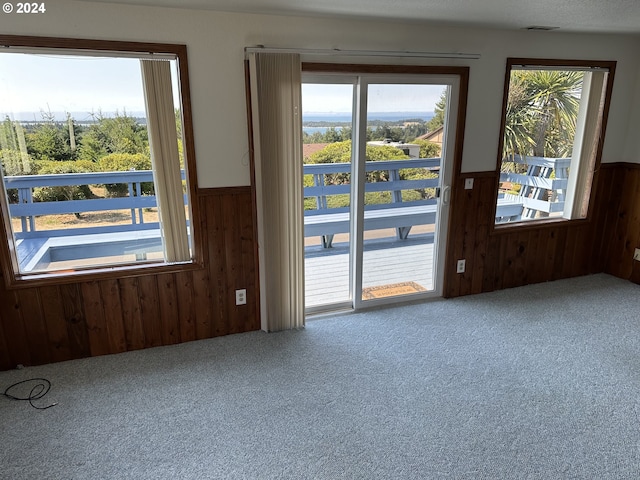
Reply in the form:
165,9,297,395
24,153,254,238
1,274,640,479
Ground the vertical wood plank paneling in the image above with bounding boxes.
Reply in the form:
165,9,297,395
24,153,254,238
39,285,73,363
204,194,228,336
99,279,127,354
444,177,472,297
470,176,493,294
541,227,559,281
175,271,197,343
0,188,260,370
156,273,181,345
525,228,542,285
2,168,638,371
0,315,10,370
610,170,639,277
137,275,163,348
118,277,145,351
192,268,213,340
0,288,32,367
238,190,260,332
550,228,568,281
600,167,626,269
458,181,479,297
223,193,243,334
16,288,51,365
81,281,111,357
59,283,90,359
626,170,640,276
560,227,579,280
575,224,592,277
602,165,640,283
500,232,517,289
589,166,616,272
444,165,638,297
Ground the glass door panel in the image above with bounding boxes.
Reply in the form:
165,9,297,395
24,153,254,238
302,81,355,310
303,74,459,313
359,83,450,303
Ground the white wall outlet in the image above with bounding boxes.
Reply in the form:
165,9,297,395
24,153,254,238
634,248,640,261
464,178,474,190
456,259,466,273
235,289,247,305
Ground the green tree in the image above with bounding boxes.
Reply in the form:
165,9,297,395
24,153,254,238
426,89,447,132
79,112,148,162
369,124,404,142
26,117,74,162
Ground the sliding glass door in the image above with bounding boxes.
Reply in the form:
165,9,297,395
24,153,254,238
303,73,460,313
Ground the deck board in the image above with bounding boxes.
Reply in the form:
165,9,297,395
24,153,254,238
305,236,434,308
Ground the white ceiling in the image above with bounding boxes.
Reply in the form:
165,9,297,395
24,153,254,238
76,0,640,34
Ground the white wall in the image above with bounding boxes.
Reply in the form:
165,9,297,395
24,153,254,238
1,1,639,187
623,63,640,162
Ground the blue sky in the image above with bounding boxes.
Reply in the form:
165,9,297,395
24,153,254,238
0,52,445,120
0,53,178,121
302,83,446,114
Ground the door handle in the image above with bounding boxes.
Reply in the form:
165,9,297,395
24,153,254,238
441,185,451,205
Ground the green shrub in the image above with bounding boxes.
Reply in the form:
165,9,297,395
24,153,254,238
32,160,97,203
97,153,154,197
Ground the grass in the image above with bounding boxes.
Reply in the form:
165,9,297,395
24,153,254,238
10,208,161,233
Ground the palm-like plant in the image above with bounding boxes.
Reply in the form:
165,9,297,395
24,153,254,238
502,75,535,169
502,69,583,162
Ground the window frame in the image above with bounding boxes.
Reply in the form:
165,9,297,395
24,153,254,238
492,57,616,231
0,35,203,288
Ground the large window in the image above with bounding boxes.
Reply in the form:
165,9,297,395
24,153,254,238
494,59,615,225
0,36,200,284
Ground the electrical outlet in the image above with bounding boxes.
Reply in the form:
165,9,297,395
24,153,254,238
456,259,466,273
634,248,640,261
464,178,474,190
235,289,247,305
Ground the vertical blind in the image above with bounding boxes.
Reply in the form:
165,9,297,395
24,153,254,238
140,59,190,263
248,52,305,331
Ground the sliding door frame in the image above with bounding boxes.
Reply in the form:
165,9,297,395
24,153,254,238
302,63,470,311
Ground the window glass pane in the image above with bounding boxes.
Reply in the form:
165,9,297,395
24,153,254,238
0,52,190,274
496,68,584,224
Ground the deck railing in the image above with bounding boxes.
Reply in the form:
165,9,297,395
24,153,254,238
3,155,570,239
303,158,441,214
5,170,186,239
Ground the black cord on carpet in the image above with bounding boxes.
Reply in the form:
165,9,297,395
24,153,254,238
3,378,57,410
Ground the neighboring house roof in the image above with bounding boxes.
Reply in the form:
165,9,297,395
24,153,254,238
417,126,444,144
303,143,329,160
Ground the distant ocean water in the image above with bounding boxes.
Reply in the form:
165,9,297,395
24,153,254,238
303,111,434,135
304,111,434,123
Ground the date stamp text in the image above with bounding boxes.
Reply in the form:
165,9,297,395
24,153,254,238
3,3,47,14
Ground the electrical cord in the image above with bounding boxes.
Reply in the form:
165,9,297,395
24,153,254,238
3,378,57,410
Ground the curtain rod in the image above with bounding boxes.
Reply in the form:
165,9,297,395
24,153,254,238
1,46,176,60
245,46,480,60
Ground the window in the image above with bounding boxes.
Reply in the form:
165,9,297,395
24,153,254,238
0,36,200,283
494,59,615,225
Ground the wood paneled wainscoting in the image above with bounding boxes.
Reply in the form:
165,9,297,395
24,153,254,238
599,163,640,284
0,187,260,371
444,164,630,297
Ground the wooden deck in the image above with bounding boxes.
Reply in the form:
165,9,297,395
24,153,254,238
305,234,434,308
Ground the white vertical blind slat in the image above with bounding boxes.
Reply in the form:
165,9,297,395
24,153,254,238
249,52,305,331
140,59,190,263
